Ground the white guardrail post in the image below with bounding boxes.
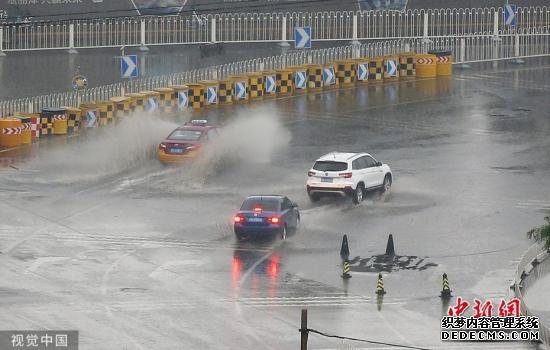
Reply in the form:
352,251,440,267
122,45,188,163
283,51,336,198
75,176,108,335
280,15,290,47
68,23,77,54
512,32,525,64
0,26,5,56
492,11,501,41
422,12,431,43
211,18,217,43
139,19,149,51
351,14,360,45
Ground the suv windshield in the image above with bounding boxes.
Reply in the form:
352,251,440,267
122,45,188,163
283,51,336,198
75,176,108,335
313,161,348,172
240,198,280,212
168,129,203,141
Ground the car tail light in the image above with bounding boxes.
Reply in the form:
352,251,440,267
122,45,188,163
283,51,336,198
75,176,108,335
268,216,281,224
234,215,245,223
159,142,167,150
308,171,316,177
339,172,352,178
187,144,201,151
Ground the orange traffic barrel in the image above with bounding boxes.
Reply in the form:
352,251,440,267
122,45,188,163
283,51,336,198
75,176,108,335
0,118,23,148
428,50,453,76
416,54,437,78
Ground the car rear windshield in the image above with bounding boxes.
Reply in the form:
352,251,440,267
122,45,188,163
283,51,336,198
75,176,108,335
240,198,280,212
168,129,203,141
313,161,348,171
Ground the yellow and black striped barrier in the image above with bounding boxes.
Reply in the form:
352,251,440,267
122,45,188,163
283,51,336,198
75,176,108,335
276,68,293,96
376,273,386,295
399,52,416,80
154,87,176,114
62,107,82,134
126,92,146,112
187,83,205,109
369,57,384,83
218,80,233,105
247,72,264,100
96,100,115,126
305,64,323,91
335,59,356,87
111,96,132,120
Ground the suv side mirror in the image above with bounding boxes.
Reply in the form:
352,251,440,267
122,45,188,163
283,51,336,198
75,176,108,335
376,161,382,167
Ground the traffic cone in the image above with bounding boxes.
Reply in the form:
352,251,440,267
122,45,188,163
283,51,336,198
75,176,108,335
340,234,350,261
341,260,352,279
385,234,395,256
376,273,386,295
440,273,452,299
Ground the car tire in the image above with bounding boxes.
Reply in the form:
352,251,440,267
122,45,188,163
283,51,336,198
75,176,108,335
308,193,320,202
280,225,287,240
381,174,392,193
352,183,364,204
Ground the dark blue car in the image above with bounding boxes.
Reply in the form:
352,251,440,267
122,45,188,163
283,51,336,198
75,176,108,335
234,195,300,240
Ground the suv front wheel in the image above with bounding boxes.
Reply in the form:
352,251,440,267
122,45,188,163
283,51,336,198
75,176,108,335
352,183,364,204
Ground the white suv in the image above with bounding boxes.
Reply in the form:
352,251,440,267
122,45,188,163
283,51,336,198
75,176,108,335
306,152,392,204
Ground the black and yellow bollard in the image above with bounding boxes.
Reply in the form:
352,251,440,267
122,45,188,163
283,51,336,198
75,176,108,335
376,273,386,295
342,260,351,279
440,273,452,299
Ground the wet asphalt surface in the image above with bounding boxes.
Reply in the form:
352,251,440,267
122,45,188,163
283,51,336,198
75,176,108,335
1,58,550,349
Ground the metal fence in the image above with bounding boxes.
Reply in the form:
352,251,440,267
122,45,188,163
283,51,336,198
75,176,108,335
1,6,549,52
513,243,550,346
1,29,549,116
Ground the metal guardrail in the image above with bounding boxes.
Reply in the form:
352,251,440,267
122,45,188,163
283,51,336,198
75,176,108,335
1,29,549,116
0,7,549,52
513,243,550,346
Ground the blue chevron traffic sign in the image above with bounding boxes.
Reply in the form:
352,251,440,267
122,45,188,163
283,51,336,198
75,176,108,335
178,91,188,109
294,27,312,49
323,67,336,85
504,4,517,27
207,86,218,104
357,63,368,81
265,75,276,93
120,55,138,78
294,71,306,89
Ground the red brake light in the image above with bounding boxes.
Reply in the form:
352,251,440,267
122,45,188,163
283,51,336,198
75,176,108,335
268,216,280,224
234,215,244,223
339,172,352,178
253,206,262,213
308,171,315,177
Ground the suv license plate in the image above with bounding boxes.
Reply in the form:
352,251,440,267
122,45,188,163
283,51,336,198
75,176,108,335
321,177,333,183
